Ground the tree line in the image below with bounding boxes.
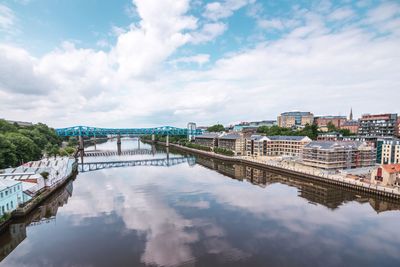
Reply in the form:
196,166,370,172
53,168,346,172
0,120,75,169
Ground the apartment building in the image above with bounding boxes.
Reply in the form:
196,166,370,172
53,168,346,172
376,138,400,164
302,141,376,170
314,116,347,132
246,135,268,157
218,133,246,156
358,113,398,137
246,135,312,157
317,132,343,141
194,133,221,148
277,111,314,128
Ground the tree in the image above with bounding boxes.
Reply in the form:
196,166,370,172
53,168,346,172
207,124,225,132
326,122,337,132
5,133,41,164
0,134,17,169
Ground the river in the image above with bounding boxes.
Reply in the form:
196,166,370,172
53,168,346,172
1,138,400,267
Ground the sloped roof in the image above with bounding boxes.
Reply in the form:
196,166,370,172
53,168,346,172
382,164,400,174
219,133,242,140
304,141,363,150
266,135,311,141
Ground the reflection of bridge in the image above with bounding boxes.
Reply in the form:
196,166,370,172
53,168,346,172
84,149,164,157
78,157,196,172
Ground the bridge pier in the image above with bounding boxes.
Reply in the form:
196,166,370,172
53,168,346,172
138,137,140,149
117,134,121,155
151,134,155,142
93,135,97,150
166,135,169,147
79,136,84,163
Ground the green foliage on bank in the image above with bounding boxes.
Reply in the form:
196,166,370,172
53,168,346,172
257,124,320,140
207,124,225,132
184,142,212,152
213,147,234,156
0,119,75,169
0,213,11,223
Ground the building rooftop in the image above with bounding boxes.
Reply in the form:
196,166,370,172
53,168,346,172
266,135,310,141
219,133,242,140
0,179,21,190
197,133,221,139
304,141,365,150
382,164,400,174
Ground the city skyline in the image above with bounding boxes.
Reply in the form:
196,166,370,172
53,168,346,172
1,0,399,128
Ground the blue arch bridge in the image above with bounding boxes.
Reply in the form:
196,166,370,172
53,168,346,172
55,123,202,157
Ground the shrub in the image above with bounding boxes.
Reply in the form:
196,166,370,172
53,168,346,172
214,147,234,156
40,171,49,179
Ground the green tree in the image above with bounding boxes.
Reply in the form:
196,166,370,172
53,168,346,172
326,122,337,132
207,124,225,132
5,133,41,164
0,134,18,169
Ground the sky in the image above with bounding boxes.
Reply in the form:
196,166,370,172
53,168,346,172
0,0,399,128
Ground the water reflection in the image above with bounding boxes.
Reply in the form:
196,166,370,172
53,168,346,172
0,180,73,261
1,142,400,267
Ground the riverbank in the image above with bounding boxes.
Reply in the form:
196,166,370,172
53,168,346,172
0,158,78,233
152,141,400,200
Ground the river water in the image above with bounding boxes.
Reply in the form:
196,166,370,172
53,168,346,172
1,138,400,267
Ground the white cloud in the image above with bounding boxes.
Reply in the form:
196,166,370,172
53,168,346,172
191,22,227,43
0,0,399,127
258,19,285,30
170,54,210,66
328,7,355,21
0,3,16,34
203,0,254,21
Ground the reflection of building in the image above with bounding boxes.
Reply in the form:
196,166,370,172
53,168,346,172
376,138,400,164
0,180,73,261
278,111,314,128
302,141,376,169
358,113,398,137
368,198,400,213
0,223,27,261
194,155,399,213
314,116,347,132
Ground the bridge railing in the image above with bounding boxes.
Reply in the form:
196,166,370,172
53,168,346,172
55,126,203,137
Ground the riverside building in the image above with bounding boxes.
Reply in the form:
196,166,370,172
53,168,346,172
371,164,400,186
358,113,398,137
0,180,23,216
194,133,221,148
218,133,246,156
301,141,376,170
277,111,314,128
376,138,400,164
246,135,312,157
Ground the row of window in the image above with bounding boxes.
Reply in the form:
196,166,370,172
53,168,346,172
0,200,15,215
0,185,21,199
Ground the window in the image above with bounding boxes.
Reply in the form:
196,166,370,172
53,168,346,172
0,192,2,198
11,201,13,209
6,204,9,211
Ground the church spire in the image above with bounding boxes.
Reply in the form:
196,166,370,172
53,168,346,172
349,108,353,121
